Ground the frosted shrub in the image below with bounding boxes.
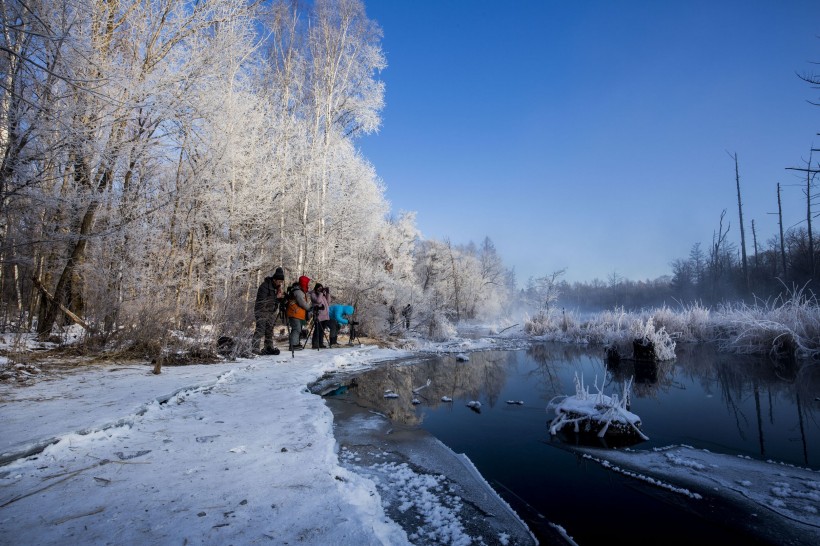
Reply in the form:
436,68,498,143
524,309,582,341
523,311,553,336
631,317,676,361
578,307,631,347
526,290,818,361
678,302,713,342
650,304,709,342
716,287,820,360
428,315,457,342
532,309,677,361
559,309,579,334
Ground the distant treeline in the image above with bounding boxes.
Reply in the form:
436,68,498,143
546,224,817,311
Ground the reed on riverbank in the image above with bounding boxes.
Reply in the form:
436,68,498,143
524,286,820,361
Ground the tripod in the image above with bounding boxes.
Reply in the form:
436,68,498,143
347,320,361,346
302,312,330,350
302,314,315,349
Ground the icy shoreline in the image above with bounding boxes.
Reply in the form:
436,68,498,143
0,344,553,545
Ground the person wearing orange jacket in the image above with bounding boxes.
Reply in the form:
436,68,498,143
286,275,311,351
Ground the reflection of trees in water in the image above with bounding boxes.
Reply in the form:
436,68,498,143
526,343,607,401
604,359,675,399
526,343,591,366
350,343,820,465
793,364,820,465
668,343,820,465
351,352,516,426
353,362,424,426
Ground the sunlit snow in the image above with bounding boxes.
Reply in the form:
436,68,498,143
1,333,818,544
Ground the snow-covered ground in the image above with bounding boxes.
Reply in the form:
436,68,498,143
2,330,819,545
0,335,544,545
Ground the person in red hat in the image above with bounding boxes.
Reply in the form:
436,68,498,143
286,275,312,351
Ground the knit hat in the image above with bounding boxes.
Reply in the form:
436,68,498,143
273,267,285,280
298,275,310,292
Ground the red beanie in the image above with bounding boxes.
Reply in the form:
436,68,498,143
299,276,310,292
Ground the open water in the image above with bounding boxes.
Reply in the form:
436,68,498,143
325,342,820,545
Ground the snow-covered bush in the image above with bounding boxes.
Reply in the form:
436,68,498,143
524,308,580,338
650,303,713,342
528,286,819,361
523,311,552,336
525,307,678,360
715,286,820,360
427,315,457,342
631,317,676,361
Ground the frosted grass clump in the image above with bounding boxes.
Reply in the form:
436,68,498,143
523,309,583,342
715,286,820,360
650,303,713,343
525,307,677,360
523,311,555,336
428,315,457,342
525,287,819,360
631,317,676,361
579,307,632,346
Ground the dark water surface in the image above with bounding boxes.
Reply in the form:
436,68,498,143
326,342,820,545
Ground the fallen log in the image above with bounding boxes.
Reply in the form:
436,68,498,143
31,276,93,333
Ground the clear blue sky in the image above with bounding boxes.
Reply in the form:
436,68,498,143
357,0,820,284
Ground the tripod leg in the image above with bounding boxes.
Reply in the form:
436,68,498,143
287,318,295,353
303,316,315,349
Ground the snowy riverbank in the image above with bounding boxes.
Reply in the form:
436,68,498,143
3,332,819,545
0,340,547,545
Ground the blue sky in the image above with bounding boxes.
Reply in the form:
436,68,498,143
357,0,820,284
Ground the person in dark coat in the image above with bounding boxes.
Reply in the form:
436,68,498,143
309,283,330,349
401,304,412,330
253,267,285,354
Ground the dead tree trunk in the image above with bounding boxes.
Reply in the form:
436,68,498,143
731,153,749,292
786,153,819,279
777,183,788,282
751,219,759,270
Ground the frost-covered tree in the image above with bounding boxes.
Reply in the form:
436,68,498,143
533,269,567,315
0,0,514,349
